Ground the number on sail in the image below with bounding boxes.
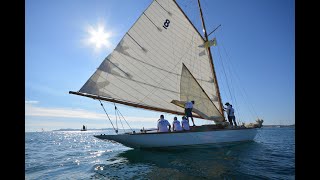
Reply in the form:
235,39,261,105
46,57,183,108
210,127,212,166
163,19,170,29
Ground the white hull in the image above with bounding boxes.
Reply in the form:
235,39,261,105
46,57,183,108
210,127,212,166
94,128,258,148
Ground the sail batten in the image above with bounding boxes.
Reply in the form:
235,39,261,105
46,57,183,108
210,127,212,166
77,0,220,120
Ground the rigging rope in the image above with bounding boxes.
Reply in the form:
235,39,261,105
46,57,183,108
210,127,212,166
99,100,118,134
218,43,244,126
220,38,260,120
114,103,125,133
99,100,135,133
114,104,118,131
113,103,134,132
213,33,242,125
213,29,261,125
177,1,250,125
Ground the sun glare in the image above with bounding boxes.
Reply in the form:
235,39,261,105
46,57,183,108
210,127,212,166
87,24,111,49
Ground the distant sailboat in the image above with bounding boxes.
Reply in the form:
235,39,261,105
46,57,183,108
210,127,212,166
69,0,263,148
81,125,87,131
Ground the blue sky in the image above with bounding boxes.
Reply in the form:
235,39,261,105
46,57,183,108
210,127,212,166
25,0,295,132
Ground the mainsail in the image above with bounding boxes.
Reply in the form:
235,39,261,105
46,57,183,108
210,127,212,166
74,0,223,121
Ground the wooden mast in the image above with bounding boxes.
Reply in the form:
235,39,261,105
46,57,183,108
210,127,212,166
197,0,225,119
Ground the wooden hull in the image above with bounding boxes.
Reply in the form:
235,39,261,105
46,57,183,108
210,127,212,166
94,127,258,148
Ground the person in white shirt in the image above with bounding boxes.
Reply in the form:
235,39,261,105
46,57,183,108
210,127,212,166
185,100,196,126
172,117,183,131
181,116,190,131
157,115,171,132
223,102,237,127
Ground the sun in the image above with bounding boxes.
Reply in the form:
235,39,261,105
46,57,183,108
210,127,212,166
87,24,111,49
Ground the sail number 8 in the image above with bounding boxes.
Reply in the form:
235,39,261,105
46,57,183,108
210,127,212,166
163,19,170,29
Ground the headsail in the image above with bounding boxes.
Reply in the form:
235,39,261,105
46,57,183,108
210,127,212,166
73,0,221,119
171,63,224,122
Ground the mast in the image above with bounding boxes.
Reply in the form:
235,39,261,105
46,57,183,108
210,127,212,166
197,0,225,119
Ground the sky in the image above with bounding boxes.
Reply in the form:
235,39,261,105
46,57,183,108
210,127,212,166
25,0,295,132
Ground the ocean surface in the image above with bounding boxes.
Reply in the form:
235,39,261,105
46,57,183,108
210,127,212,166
25,127,295,179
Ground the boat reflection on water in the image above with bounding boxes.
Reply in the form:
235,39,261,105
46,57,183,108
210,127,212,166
91,141,262,179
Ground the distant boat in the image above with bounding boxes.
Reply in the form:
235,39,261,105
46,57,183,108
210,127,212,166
81,125,87,131
69,0,263,148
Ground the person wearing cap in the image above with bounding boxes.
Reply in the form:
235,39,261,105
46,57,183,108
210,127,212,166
185,100,196,126
172,117,183,131
181,116,190,131
224,102,237,127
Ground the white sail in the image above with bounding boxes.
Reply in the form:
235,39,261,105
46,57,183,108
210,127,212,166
179,63,223,121
79,0,220,120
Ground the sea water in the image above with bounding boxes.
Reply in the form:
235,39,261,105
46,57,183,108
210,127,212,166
25,127,295,179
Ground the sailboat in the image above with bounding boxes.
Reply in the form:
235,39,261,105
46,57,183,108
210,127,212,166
81,125,87,131
69,0,263,148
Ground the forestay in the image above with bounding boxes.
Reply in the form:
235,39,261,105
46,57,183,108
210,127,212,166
79,0,221,120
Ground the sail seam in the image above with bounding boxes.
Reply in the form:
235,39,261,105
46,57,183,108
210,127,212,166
92,69,174,109
143,12,161,31
116,17,190,103
154,0,171,15
126,33,146,52
112,37,180,105
136,30,203,104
